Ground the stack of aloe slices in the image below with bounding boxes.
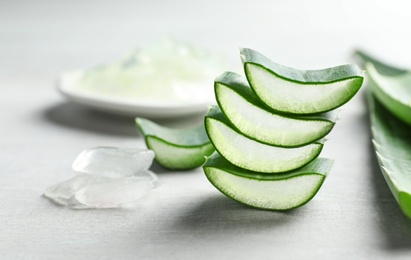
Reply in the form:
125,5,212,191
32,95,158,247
136,48,363,210
203,48,364,210
356,51,411,219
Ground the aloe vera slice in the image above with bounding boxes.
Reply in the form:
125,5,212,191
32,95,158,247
358,54,411,126
205,106,323,173
240,48,364,114
367,93,411,218
215,71,339,147
203,152,333,210
136,118,215,170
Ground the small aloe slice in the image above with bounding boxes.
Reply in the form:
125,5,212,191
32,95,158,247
367,93,411,219
203,152,333,210
356,51,411,126
136,118,215,170
241,48,364,114
215,71,339,147
205,106,324,173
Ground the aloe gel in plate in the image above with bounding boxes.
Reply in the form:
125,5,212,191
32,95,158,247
241,48,364,114
136,118,215,170
215,71,339,147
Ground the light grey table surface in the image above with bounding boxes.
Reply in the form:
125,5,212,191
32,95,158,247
2,1,411,259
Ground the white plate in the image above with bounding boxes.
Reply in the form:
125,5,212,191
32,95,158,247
57,71,214,118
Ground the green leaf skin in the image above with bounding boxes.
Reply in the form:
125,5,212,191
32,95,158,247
366,63,411,126
356,50,411,127
203,152,333,210
355,50,406,76
367,93,411,219
205,106,324,173
215,71,339,147
240,48,364,114
136,118,215,170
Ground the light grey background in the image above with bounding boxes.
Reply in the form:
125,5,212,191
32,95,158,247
2,0,411,259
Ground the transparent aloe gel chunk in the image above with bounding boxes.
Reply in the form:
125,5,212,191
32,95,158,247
205,106,324,173
72,147,156,178
44,147,157,209
136,118,215,170
44,174,155,209
203,152,333,210
215,71,339,147
241,48,364,114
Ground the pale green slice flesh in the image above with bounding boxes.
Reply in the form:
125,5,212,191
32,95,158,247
203,152,333,210
364,62,411,126
367,93,411,219
205,107,324,173
240,48,364,114
215,71,339,147
136,118,215,170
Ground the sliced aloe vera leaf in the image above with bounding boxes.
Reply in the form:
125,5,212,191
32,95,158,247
240,48,364,114
366,63,411,126
203,152,333,210
205,106,324,173
367,93,411,219
355,50,406,76
215,71,339,147
358,54,411,126
136,118,215,170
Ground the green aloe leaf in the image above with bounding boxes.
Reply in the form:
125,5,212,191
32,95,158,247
241,48,364,114
215,71,339,147
136,118,215,170
356,51,411,126
355,50,406,76
357,50,411,218
367,93,411,219
203,152,333,210
204,106,324,173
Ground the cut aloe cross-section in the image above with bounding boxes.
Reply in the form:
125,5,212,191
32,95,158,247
136,118,215,170
203,152,333,210
205,106,324,173
215,71,339,147
241,48,364,114
355,50,411,126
